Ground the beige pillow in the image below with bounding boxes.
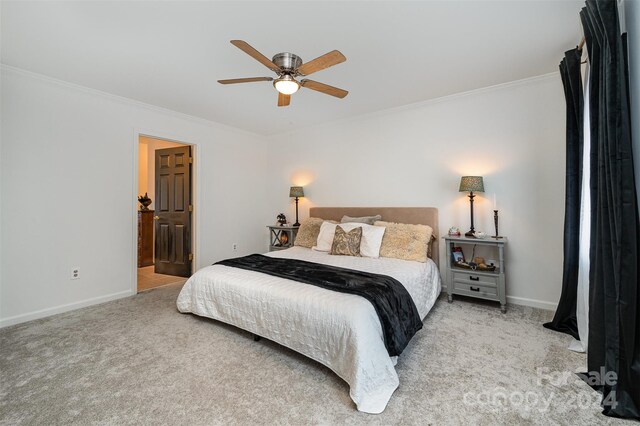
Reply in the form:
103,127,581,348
294,218,334,248
374,221,434,263
340,214,382,225
330,226,362,257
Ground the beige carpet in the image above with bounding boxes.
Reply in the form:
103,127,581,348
0,284,625,425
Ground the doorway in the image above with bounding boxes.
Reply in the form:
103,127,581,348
136,135,193,292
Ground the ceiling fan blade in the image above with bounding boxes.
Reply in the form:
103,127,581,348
277,92,291,107
230,40,280,72
296,50,346,76
218,77,273,84
300,79,349,99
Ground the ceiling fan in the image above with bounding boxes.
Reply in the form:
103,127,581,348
218,40,349,107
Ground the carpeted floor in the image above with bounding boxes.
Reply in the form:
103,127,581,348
0,284,625,425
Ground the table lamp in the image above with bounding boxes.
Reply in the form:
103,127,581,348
459,176,484,237
289,186,304,226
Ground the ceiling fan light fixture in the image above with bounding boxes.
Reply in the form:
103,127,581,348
274,75,300,95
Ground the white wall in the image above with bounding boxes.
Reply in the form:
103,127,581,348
138,139,149,199
266,74,566,309
0,6,4,327
0,64,570,324
624,0,640,206
0,66,271,326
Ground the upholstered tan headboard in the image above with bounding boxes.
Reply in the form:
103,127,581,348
309,207,439,266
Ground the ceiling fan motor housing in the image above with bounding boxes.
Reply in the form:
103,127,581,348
272,52,302,73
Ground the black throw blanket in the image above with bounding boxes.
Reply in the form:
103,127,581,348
216,254,423,356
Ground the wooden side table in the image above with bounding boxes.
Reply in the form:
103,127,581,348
267,225,299,251
443,235,508,313
138,210,154,267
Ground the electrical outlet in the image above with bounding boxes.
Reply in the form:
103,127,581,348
71,267,80,280
232,243,238,251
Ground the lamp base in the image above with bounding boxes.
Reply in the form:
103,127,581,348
293,196,300,228
465,191,476,239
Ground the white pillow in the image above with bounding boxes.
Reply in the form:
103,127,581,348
358,224,386,258
313,221,386,258
313,221,339,252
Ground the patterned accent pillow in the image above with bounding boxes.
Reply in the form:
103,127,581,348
330,226,362,257
294,217,326,248
374,221,434,263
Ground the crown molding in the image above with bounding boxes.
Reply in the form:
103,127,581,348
1,63,264,140
2,63,560,140
269,72,561,138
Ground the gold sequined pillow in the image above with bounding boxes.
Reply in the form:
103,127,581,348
294,217,326,248
330,225,362,257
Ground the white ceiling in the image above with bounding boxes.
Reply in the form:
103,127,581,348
1,0,583,135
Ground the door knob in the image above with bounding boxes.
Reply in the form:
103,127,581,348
153,216,160,220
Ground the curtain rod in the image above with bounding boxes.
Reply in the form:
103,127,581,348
578,37,587,64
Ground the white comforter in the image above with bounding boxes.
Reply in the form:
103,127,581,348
176,247,441,413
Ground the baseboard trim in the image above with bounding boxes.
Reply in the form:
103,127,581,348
2,288,557,328
0,290,135,328
506,295,557,311
440,286,557,311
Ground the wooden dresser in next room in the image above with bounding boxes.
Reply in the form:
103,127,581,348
138,210,154,267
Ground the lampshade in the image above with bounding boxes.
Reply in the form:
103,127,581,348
289,186,304,198
459,176,484,193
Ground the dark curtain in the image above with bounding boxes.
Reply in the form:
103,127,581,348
580,0,640,419
543,48,583,340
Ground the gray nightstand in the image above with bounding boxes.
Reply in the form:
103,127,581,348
443,235,508,313
267,225,299,251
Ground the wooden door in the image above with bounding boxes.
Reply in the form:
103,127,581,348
154,146,192,277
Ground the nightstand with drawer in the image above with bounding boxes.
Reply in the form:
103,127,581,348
443,235,507,313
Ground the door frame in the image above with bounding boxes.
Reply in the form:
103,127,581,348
132,129,199,294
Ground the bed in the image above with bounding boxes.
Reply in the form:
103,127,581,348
176,207,441,413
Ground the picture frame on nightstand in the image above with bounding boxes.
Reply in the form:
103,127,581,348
451,247,465,263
